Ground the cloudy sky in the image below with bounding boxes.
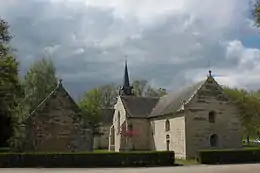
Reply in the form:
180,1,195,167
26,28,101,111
1,0,260,99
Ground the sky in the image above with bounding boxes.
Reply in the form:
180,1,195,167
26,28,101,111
1,0,260,99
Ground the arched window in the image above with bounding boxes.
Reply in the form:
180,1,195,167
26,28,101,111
208,111,216,123
165,119,170,131
210,134,219,147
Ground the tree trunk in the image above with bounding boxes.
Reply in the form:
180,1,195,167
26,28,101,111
247,134,250,145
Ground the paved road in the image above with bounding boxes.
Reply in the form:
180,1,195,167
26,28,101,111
1,164,260,173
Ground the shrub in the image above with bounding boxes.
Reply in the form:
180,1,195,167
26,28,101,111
0,151,175,168
198,148,260,164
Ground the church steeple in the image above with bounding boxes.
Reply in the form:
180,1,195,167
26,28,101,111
123,59,130,87
119,59,134,96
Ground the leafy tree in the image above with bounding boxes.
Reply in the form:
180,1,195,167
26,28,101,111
253,0,260,27
79,88,103,136
0,19,12,56
132,79,167,97
223,87,260,144
132,79,148,96
23,57,58,113
98,84,118,108
0,19,22,148
145,86,167,97
79,88,102,123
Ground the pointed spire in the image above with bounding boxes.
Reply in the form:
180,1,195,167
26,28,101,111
123,58,130,87
119,57,134,96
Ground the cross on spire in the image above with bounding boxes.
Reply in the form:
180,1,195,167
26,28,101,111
58,78,63,86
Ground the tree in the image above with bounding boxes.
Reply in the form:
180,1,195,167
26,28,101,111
79,84,118,121
79,88,103,136
132,79,167,97
132,79,148,96
253,0,260,27
98,84,118,108
0,19,22,148
0,19,12,57
145,86,167,97
23,57,58,113
223,87,260,144
79,88,102,123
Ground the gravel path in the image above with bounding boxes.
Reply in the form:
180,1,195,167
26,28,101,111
1,164,260,173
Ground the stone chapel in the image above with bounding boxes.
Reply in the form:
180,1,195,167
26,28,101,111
109,62,242,159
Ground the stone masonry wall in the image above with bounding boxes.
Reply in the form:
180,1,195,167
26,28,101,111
151,115,186,159
185,78,242,159
25,86,93,152
93,124,110,149
127,118,150,150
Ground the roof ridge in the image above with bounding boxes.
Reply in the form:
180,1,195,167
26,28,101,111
148,79,206,118
121,95,160,99
28,83,60,117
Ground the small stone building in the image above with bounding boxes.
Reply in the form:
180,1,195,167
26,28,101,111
24,80,93,152
109,62,242,159
93,108,114,150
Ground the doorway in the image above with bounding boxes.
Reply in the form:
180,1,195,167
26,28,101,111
210,134,219,147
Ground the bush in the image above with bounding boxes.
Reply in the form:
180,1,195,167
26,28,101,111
0,151,175,168
0,148,10,153
198,148,260,164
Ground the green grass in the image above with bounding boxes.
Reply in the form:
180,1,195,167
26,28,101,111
93,149,111,153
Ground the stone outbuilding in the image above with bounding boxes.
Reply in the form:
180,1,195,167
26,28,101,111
24,80,93,152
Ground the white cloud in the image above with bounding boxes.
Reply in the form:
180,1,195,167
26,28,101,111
1,0,260,97
188,40,260,90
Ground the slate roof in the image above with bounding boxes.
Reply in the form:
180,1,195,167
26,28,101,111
120,96,159,118
148,79,206,118
99,108,115,124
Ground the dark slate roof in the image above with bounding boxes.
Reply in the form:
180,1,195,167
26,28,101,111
148,80,206,118
120,96,159,118
99,108,115,124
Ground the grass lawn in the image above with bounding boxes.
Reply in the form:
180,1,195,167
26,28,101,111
93,149,112,153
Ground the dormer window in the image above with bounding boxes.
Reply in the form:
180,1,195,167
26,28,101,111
209,111,216,123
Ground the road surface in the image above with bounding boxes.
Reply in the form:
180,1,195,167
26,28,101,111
0,164,260,173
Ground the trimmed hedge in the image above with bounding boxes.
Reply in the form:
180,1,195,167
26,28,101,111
0,151,175,168
198,148,260,164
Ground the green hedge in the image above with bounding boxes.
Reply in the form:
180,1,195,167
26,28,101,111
0,151,175,168
198,148,260,164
